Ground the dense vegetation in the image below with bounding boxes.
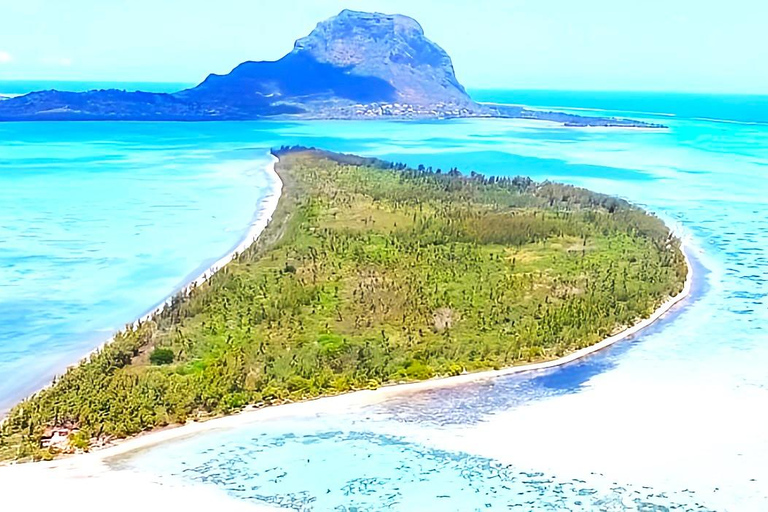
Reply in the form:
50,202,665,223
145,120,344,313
0,148,686,461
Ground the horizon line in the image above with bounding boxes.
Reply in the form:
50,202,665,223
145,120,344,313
1,78,767,98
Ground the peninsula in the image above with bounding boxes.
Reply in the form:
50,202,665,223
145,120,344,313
0,10,662,128
1,148,687,461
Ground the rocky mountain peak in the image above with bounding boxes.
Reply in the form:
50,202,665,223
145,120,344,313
291,9,472,107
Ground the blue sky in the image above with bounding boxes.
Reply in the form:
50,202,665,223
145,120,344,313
0,0,766,93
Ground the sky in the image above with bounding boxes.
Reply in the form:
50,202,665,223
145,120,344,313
0,0,766,94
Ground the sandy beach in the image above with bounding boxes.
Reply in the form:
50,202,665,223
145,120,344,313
0,156,693,509
134,153,283,326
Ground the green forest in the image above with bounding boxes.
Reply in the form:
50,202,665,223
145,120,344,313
0,148,687,461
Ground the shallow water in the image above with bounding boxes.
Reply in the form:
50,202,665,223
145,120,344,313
0,123,278,412
4,94,768,510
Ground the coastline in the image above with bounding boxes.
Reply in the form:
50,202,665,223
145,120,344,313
0,158,694,507
0,155,287,511
86,236,694,461
0,154,284,418
9,236,693,464
134,153,283,327
0,236,693,512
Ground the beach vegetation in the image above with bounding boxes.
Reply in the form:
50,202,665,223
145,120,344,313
0,147,687,461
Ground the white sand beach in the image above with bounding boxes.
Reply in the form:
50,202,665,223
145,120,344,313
133,153,283,326
0,459,282,511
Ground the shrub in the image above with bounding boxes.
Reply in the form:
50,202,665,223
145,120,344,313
149,347,175,365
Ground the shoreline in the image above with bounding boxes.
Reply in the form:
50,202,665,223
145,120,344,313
0,155,283,419
0,234,693,512
14,232,693,467
0,153,693,458
134,153,283,327
0,158,694,508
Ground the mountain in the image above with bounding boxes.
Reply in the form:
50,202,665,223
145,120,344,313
176,52,399,116
289,9,472,108
0,9,663,127
0,10,477,121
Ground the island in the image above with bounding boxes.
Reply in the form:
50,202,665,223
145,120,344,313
0,147,687,461
0,10,663,128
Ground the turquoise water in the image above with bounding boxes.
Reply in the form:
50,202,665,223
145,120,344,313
470,89,768,125
3,94,768,509
0,123,279,412
114,416,712,511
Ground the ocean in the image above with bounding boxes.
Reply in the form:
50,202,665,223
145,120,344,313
471,88,768,125
2,90,767,510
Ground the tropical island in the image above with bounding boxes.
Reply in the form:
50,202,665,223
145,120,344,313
0,147,687,461
0,10,663,128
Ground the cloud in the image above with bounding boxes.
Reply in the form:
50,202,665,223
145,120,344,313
0,51,12,64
